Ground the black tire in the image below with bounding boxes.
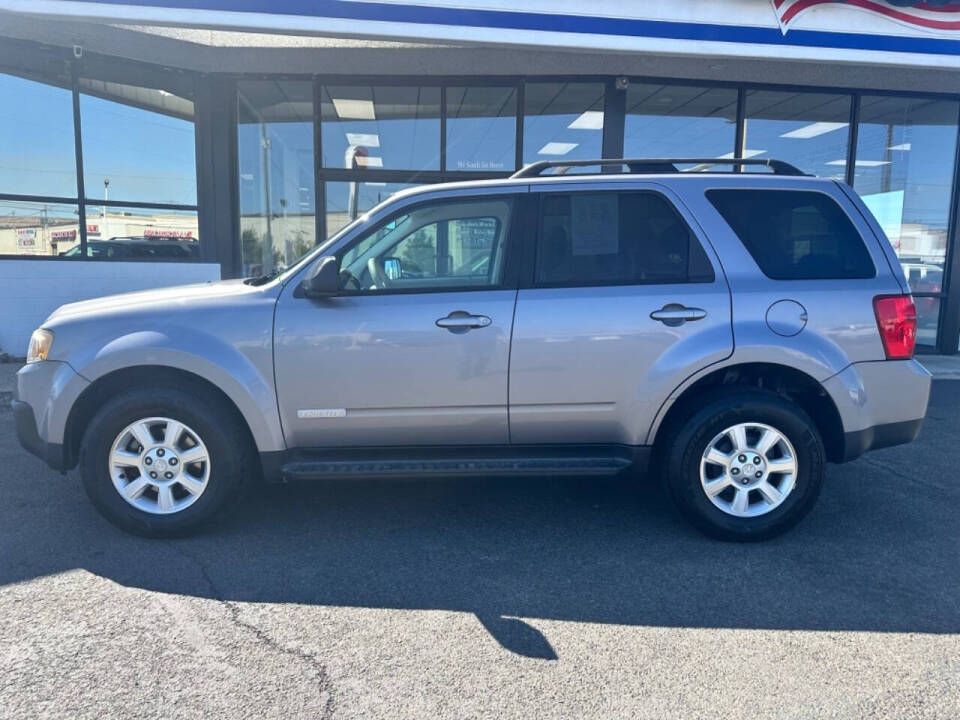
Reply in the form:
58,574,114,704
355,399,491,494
79,384,257,537
663,388,825,542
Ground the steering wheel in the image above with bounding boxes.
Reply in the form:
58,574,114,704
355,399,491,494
339,269,361,291
366,257,390,289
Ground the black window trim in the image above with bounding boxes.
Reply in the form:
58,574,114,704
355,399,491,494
705,185,878,281
522,187,718,290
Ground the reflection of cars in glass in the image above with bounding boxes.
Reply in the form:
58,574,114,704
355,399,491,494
15,157,931,542
60,236,199,260
901,260,943,327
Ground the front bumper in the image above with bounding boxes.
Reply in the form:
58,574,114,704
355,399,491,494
14,360,88,471
13,398,67,471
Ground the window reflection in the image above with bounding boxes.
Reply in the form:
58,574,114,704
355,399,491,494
446,86,517,171
79,79,197,205
238,80,316,276
324,181,419,238
855,96,959,313
624,84,737,159
339,198,512,290
523,83,605,165
75,205,198,260
0,72,77,197
0,201,80,257
743,90,851,177
321,86,441,171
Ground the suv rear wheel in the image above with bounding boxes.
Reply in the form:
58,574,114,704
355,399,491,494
664,389,825,541
79,385,255,536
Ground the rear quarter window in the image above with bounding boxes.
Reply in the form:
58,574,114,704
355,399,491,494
535,191,715,286
706,189,875,280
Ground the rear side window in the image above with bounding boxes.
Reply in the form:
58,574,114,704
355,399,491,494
706,189,875,280
535,191,715,286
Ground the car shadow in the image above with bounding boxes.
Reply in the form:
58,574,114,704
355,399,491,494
3,382,959,659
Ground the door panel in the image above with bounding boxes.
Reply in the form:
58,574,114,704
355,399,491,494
509,185,732,446
275,192,519,449
274,289,516,448
509,282,732,445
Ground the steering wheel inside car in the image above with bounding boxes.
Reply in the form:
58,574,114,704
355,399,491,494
367,257,390,289
339,269,361,291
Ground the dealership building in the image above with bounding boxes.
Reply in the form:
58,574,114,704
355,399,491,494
1,1,960,353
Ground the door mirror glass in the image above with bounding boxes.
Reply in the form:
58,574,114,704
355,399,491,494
383,257,402,280
301,255,340,297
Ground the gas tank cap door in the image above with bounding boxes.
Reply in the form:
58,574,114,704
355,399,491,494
766,299,808,337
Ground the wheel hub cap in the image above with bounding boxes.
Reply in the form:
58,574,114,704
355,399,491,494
699,422,798,518
109,417,211,515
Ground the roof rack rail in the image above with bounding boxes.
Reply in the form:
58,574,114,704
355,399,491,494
510,157,808,178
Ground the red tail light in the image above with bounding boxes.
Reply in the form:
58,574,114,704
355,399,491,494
873,295,917,359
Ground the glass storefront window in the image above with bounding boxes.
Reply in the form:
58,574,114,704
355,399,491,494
76,205,198,260
324,181,419,238
0,200,80,257
624,84,737,160
321,86,441,171
238,81,316,276
743,90,852,177
446,86,517,172
913,295,942,350
523,82,605,165
79,79,197,205
0,72,77,198
855,96,959,305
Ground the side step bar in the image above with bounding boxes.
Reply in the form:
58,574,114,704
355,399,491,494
281,456,631,481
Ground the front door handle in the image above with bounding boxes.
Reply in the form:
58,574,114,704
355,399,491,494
650,304,707,327
436,311,492,333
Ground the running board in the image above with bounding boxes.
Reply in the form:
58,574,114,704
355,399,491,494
281,456,632,481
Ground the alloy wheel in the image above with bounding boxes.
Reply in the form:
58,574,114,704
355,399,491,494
108,416,211,515
699,422,798,518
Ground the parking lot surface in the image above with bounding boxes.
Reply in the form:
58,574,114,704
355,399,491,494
1,377,958,719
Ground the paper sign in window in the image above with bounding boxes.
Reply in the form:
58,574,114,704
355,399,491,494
571,194,619,256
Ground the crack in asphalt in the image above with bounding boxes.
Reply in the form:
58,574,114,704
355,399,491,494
858,456,902,478
168,542,335,719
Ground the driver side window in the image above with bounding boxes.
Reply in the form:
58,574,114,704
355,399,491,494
339,196,513,292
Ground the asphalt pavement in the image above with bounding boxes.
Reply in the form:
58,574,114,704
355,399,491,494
1,375,958,719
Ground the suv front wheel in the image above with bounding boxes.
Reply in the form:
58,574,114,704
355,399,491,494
664,389,825,541
79,385,255,536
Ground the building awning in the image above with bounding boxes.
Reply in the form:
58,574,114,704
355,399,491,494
3,1,960,69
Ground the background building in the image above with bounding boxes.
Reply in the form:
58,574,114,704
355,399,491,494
1,1,959,353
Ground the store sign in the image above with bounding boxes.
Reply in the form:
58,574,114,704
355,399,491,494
87,223,100,237
144,228,194,238
51,229,77,240
16,228,37,249
4,0,960,67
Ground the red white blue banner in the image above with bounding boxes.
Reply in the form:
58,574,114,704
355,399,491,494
773,0,960,32
1,1,959,67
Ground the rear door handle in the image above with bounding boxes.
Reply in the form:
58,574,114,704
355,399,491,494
649,304,707,326
436,311,492,333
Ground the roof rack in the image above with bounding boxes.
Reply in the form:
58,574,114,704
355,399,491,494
510,157,808,178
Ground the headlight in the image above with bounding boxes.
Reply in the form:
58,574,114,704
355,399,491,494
26,329,54,364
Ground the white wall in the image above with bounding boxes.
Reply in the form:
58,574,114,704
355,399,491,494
0,260,221,357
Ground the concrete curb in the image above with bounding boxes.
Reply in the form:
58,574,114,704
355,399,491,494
918,356,960,380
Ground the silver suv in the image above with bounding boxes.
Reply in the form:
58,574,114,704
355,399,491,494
13,158,931,540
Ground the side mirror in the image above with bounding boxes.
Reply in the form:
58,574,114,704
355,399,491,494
383,257,402,280
300,255,340,298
